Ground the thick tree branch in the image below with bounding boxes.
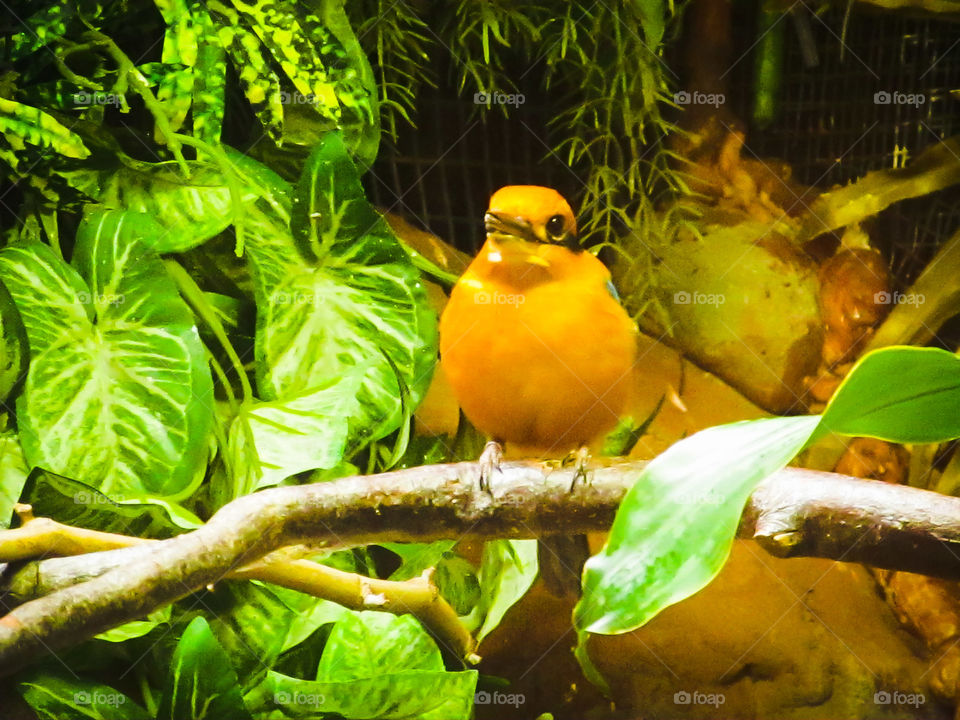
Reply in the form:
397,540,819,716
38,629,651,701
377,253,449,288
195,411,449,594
3,459,960,677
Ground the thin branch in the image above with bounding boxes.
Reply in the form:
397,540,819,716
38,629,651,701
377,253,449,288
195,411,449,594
3,459,960,676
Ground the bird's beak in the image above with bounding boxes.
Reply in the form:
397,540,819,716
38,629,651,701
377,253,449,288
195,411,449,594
484,212,539,243
483,213,551,266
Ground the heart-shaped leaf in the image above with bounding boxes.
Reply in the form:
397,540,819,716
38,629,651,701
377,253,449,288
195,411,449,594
0,211,213,497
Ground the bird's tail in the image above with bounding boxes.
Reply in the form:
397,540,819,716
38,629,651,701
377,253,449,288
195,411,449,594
537,534,591,598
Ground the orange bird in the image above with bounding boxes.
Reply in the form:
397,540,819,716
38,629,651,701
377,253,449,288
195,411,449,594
439,186,638,595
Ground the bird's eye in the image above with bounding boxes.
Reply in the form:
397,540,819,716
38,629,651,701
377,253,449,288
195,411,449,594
545,214,566,238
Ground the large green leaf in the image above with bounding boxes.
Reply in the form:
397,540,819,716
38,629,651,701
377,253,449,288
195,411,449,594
248,611,477,719
226,368,363,494
18,672,150,720
156,616,253,720
820,346,960,442
0,213,213,497
575,346,960,653
60,157,259,253
575,415,822,635
253,133,436,444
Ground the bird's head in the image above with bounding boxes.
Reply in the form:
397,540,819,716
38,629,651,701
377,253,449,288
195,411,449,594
484,186,579,263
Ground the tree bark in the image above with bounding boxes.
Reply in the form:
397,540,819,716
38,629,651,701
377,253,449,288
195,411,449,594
3,459,960,676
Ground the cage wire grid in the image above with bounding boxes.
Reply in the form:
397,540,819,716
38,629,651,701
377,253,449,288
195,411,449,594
364,2,960,294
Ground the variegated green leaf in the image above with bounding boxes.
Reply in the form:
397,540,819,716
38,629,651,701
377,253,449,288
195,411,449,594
0,98,90,159
302,0,380,165
250,133,436,444
229,0,340,120
0,212,213,497
18,673,151,720
61,157,258,252
212,7,285,141
191,2,228,146
226,368,363,494
0,2,76,61
156,68,196,136
249,612,477,719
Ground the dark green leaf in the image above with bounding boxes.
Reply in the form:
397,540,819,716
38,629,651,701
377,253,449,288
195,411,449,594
0,277,28,403
18,672,150,720
20,468,200,538
248,611,478,719
156,616,253,720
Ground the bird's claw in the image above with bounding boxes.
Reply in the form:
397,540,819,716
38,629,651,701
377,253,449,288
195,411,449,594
564,446,591,492
478,440,503,495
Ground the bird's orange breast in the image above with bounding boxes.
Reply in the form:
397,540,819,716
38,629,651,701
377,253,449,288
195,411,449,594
439,240,637,453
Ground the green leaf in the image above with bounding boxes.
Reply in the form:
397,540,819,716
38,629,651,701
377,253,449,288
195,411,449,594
301,0,381,166
190,1,227,146
0,214,213,498
229,0,341,122
249,611,478,719
385,541,480,614
20,468,201,538
1,2,76,61
211,8,285,141
0,277,28,402
156,616,253,720
0,431,30,529
226,368,363,494
0,97,90,159
18,672,150,720
254,133,436,444
318,611,441,677
574,415,821,635
821,346,960,442
465,539,539,642
96,605,173,643
60,157,258,253
254,668,478,720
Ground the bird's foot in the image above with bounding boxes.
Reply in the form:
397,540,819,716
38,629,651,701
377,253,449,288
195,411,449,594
477,440,503,494
562,446,592,491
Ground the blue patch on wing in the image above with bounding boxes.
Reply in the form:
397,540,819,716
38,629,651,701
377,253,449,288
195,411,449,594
605,279,621,302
